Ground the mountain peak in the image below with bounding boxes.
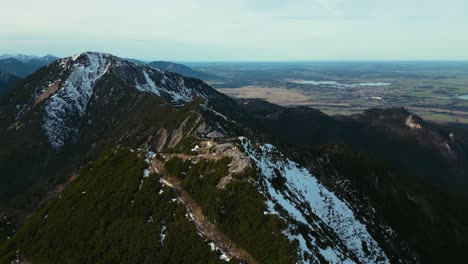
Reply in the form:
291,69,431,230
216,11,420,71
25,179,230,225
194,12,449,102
43,53,114,148
69,51,113,60
9,52,228,150
61,52,116,66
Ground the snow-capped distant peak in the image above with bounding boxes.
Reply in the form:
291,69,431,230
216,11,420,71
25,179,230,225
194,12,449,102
0,54,38,61
0,53,59,63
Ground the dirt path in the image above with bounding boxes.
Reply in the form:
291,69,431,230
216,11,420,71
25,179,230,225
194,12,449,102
152,157,259,264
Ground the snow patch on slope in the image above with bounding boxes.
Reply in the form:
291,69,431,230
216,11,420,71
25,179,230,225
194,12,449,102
159,223,167,245
208,242,231,262
240,137,389,264
139,150,156,190
135,70,161,96
133,68,203,104
159,75,194,103
42,53,111,149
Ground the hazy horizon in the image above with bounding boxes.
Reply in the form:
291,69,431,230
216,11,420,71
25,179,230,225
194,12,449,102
2,0,467,61
3,52,468,64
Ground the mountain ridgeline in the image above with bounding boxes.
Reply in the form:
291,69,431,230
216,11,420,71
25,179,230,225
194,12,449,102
147,61,220,81
0,52,467,264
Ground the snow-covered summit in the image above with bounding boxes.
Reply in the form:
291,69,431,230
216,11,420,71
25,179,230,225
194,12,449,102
55,52,221,104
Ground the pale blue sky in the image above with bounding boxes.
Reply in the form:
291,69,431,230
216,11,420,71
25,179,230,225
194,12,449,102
1,0,467,61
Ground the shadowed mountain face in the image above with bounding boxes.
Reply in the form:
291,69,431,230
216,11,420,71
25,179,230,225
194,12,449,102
0,60,49,78
1,53,468,264
238,98,468,263
0,70,21,91
238,98,468,194
0,58,42,78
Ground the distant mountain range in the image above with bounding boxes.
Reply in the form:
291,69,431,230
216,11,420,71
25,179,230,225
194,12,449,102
0,54,59,78
0,54,58,64
0,54,221,82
